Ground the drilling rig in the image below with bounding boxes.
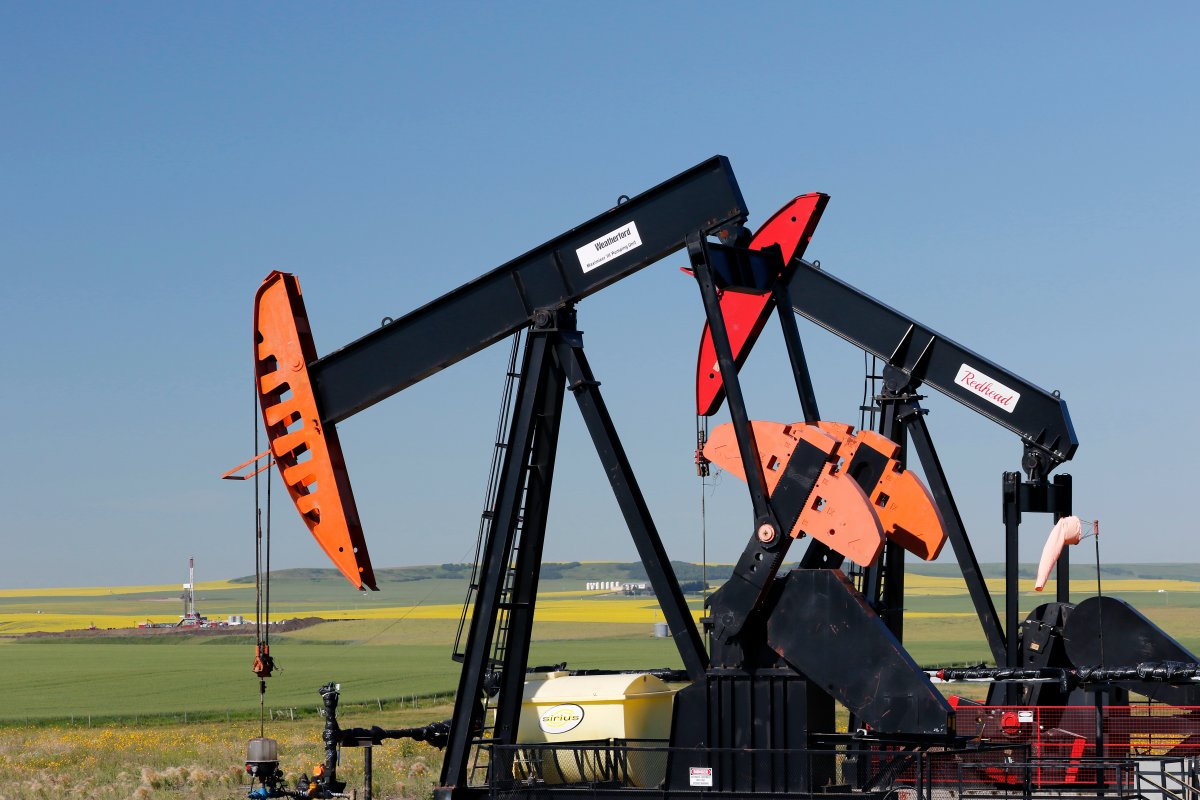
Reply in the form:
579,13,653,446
178,556,206,628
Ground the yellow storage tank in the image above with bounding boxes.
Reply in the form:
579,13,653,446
515,673,676,787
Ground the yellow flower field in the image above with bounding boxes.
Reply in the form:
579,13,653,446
0,580,239,599
2,573,1197,634
298,599,693,625
0,598,690,633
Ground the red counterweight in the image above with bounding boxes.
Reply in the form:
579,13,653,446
695,193,828,416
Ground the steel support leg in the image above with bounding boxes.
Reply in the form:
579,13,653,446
689,236,791,640
861,397,908,642
1054,474,1074,605
906,407,1007,665
555,333,709,681
491,330,568,749
438,331,558,793
772,280,820,424
1003,471,1022,703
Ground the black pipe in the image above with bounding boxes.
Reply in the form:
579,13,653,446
363,745,373,800
318,683,346,794
933,662,1199,684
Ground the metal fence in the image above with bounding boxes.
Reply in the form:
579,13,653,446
958,705,1200,760
481,741,1024,798
479,742,1198,800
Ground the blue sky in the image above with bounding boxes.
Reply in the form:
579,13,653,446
2,3,1197,589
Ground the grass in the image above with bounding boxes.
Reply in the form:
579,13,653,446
2,562,1199,799
2,640,457,720
0,618,685,722
0,699,453,799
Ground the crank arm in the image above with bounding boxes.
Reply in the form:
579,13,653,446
704,420,885,566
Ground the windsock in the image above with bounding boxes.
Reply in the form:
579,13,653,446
1034,515,1083,591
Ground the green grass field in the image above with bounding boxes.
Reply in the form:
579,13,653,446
3,563,1199,723
1,620,686,721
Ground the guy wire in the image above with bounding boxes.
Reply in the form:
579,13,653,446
701,419,708,610
1093,520,1105,667
252,379,266,736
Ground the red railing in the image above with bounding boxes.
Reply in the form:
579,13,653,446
864,704,1200,792
955,703,1200,760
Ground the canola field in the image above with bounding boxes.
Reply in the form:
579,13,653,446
5,572,1198,635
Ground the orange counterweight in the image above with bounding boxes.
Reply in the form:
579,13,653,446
704,420,946,565
704,421,885,566
253,271,377,590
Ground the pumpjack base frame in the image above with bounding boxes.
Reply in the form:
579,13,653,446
444,740,1023,800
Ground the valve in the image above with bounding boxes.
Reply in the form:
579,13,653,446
245,737,284,797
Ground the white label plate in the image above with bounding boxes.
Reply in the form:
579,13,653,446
576,221,642,273
954,364,1021,412
689,767,714,787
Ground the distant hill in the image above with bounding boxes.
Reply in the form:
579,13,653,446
229,561,739,585
232,561,1200,585
908,562,1200,581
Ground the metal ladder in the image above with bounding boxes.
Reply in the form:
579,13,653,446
466,457,536,786
453,330,524,664
448,331,536,786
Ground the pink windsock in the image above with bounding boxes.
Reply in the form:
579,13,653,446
1034,516,1083,591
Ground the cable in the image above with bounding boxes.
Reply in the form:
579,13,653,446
861,350,870,431
353,542,479,648
252,379,266,737
265,456,272,638
695,414,710,650
1093,520,1105,668
250,372,276,737
256,510,265,737
700,417,708,615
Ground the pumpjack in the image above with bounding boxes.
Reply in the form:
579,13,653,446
243,157,1200,799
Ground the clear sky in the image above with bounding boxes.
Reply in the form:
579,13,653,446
2,3,1197,589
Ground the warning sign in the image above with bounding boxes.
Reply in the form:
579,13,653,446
689,766,713,787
